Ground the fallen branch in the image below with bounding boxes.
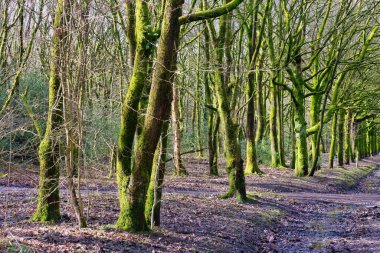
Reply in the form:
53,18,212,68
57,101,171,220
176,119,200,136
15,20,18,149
165,148,208,163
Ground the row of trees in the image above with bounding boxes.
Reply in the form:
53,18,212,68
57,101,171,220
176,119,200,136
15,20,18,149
1,0,379,232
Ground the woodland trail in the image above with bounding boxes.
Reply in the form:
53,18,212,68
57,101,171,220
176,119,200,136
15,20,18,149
1,155,380,252
272,156,380,253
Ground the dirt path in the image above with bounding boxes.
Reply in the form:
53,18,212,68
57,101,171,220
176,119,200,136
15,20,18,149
1,155,380,252
272,159,380,253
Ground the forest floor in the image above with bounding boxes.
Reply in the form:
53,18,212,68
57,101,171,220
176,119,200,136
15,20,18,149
0,154,380,253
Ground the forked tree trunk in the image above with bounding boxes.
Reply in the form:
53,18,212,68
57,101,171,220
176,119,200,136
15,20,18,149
207,2,246,200
116,0,182,231
116,1,153,228
116,0,244,231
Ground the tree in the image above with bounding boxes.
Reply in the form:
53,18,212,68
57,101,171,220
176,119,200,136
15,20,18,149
116,0,245,231
33,0,67,222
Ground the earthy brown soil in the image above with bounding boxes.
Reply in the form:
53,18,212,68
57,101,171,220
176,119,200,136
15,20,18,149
0,154,379,252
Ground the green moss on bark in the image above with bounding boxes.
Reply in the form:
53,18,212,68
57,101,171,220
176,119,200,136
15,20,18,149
337,109,345,166
116,0,183,232
329,112,338,168
33,0,66,223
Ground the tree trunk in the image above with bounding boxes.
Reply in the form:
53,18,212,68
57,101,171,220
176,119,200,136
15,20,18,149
310,93,322,169
277,87,286,166
116,1,153,227
207,2,247,200
329,112,337,168
290,106,296,169
116,0,182,231
145,121,169,227
245,72,261,174
344,109,352,164
350,119,357,163
213,51,246,200
172,83,187,175
203,29,218,176
32,0,66,222
116,0,244,231
293,88,308,176
195,38,203,157
269,80,280,168
337,109,345,166
245,0,262,174
255,58,265,144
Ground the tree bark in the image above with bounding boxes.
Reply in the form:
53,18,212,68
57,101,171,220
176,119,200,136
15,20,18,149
145,121,169,227
337,108,345,166
172,83,187,175
344,109,352,164
329,112,338,168
116,0,182,231
32,0,66,222
116,1,154,228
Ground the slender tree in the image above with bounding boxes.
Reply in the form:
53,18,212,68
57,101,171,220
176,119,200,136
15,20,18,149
33,0,67,222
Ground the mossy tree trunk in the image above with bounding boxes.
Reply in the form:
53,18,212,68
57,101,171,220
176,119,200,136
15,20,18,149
267,0,309,176
329,112,338,168
245,0,266,174
350,118,357,163
205,0,246,201
172,82,187,176
293,88,308,176
266,0,288,169
245,69,260,174
195,37,203,157
277,88,286,166
0,1,9,76
32,0,67,222
203,28,219,176
337,108,345,166
310,93,322,169
116,0,245,231
290,106,296,169
309,0,332,171
255,54,266,144
344,109,352,164
366,120,371,157
269,80,280,167
145,121,169,227
116,0,182,231
116,0,155,228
